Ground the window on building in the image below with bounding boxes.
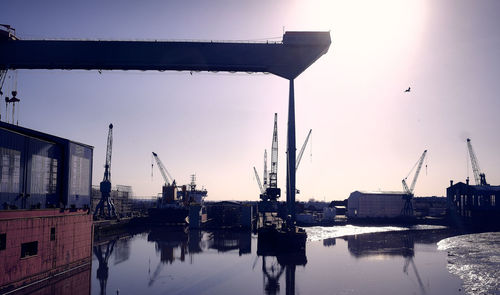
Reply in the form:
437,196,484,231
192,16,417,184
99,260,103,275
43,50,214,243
50,227,56,241
20,241,38,258
0,233,6,250
0,147,22,193
30,155,58,195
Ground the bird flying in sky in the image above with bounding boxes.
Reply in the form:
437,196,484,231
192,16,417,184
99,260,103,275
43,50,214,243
404,87,411,93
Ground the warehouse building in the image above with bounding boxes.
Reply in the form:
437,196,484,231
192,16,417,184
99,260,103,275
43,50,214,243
347,191,408,219
447,180,500,226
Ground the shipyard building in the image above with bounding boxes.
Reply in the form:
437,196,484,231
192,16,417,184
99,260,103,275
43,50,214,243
0,121,93,293
92,184,133,218
347,191,407,219
447,180,500,226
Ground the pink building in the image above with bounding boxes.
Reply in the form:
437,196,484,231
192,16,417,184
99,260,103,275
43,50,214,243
0,121,93,293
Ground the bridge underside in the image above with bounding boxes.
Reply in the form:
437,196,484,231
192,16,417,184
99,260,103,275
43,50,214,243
0,31,330,80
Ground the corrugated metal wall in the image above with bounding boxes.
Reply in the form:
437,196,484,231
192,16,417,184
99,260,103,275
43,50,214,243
0,123,92,210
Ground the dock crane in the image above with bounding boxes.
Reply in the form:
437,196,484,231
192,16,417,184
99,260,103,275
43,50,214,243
152,152,175,186
152,151,181,204
94,124,117,219
295,129,312,194
296,129,312,172
263,150,268,189
467,138,488,186
262,113,281,201
401,150,427,216
254,166,265,195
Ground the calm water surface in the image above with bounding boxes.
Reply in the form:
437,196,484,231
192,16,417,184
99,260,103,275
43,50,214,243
91,226,465,295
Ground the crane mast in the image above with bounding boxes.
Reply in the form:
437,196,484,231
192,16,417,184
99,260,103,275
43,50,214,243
263,113,281,201
152,152,174,186
296,129,312,172
263,150,268,189
94,124,117,218
103,124,113,182
402,150,427,196
467,138,488,185
269,113,278,189
401,149,427,217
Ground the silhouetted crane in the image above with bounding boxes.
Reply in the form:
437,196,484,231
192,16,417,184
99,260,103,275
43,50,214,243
94,124,117,218
263,113,281,201
263,150,268,189
401,150,427,216
467,138,488,185
152,152,175,186
254,166,265,195
296,129,312,172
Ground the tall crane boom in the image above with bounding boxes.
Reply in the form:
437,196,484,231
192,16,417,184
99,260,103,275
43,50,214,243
103,124,113,182
409,150,427,193
263,150,268,189
402,150,427,196
467,138,488,185
254,166,264,194
269,113,278,188
152,152,174,186
296,129,312,172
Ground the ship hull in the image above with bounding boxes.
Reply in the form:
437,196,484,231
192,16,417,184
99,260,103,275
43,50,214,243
148,207,189,225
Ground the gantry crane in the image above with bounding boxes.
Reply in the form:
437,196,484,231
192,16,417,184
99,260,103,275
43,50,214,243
467,138,488,186
401,150,427,216
94,124,117,218
1,27,331,228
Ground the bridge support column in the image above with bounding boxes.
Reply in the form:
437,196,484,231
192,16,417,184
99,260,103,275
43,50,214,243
286,79,296,225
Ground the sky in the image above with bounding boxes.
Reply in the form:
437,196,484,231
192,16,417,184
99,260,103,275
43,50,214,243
1,0,500,201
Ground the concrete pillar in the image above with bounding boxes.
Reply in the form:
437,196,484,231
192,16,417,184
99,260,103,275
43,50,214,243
286,79,296,223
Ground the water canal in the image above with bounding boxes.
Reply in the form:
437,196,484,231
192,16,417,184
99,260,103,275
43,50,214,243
91,225,474,295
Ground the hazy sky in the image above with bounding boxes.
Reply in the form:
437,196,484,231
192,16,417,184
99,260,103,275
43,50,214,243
1,0,500,201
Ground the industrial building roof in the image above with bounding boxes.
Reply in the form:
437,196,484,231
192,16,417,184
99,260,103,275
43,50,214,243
450,182,500,192
0,120,93,149
352,190,408,195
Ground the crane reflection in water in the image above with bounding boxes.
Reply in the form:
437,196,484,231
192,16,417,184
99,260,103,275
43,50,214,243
93,239,117,295
256,233,307,295
146,227,251,287
338,229,457,295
